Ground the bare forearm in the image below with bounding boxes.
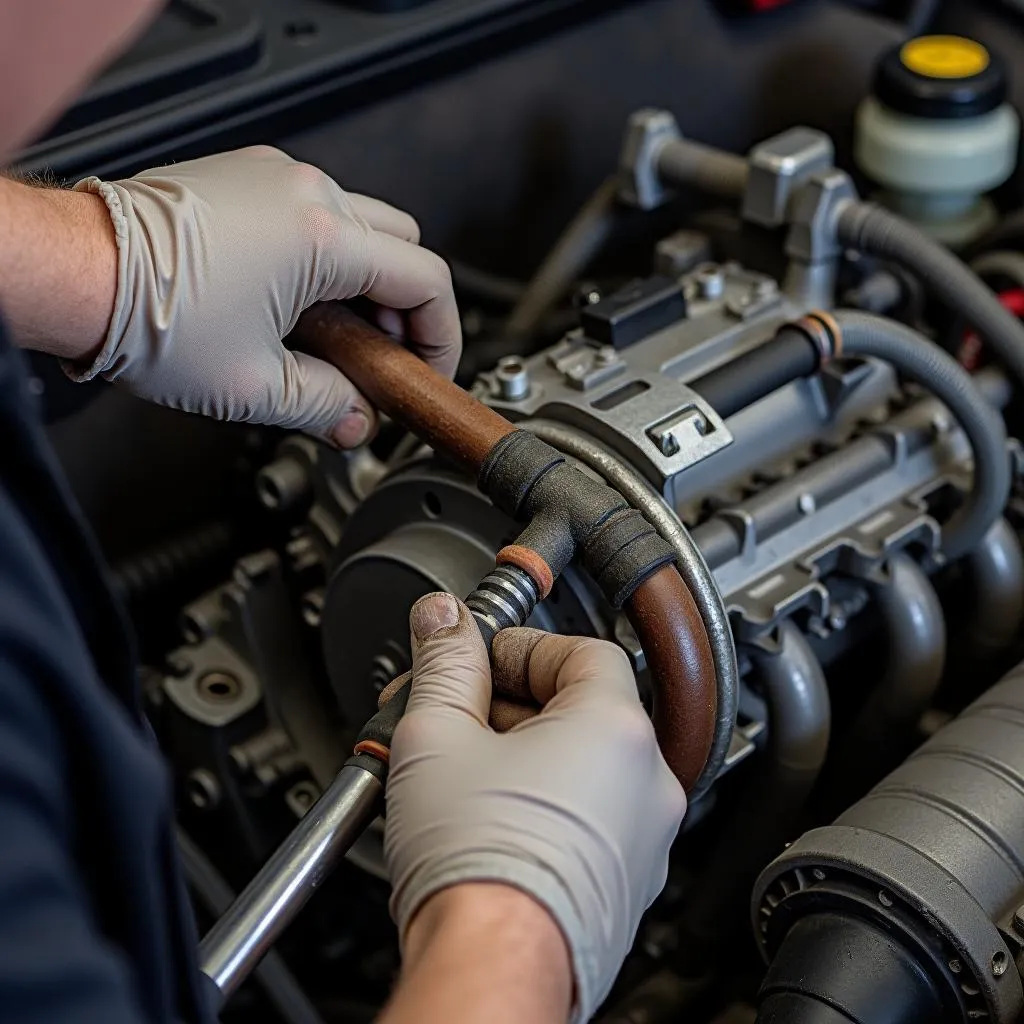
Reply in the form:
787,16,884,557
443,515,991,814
378,883,573,1024
0,175,115,360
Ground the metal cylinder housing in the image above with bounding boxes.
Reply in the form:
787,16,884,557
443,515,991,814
753,660,1024,1022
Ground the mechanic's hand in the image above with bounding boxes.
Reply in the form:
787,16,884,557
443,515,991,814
72,147,460,447
385,593,686,1023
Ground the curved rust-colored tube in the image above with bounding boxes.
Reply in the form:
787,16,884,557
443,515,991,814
294,302,717,790
626,565,716,791
294,303,514,472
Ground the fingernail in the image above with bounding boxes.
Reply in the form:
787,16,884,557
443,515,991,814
411,593,460,642
331,410,371,448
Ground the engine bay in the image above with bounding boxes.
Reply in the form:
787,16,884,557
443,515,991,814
28,2,1024,1022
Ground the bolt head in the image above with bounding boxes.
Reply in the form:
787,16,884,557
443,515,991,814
186,769,221,810
652,431,680,457
828,609,848,631
166,653,193,677
302,589,325,628
695,265,725,299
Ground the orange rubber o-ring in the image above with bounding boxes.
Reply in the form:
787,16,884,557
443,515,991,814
495,545,554,600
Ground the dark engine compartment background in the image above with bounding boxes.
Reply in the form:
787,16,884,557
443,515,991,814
34,0,1019,564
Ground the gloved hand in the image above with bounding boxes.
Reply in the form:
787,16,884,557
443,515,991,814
72,147,461,447
385,593,686,1023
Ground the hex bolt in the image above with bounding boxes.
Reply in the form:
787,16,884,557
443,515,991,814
256,456,310,512
166,653,193,678
574,282,603,309
234,551,278,584
285,781,320,818
180,590,227,645
650,429,681,457
495,357,531,401
301,588,325,628
187,769,222,810
286,532,321,575
695,265,725,299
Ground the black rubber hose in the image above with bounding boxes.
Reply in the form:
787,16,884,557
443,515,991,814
505,177,619,339
690,328,819,419
756,914,945,1024
837,202,1024,391
656,137,750,200
833,310,1010,561
523,419,738,800
176,829,327,1024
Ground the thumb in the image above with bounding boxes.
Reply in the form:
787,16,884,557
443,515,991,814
270,349,378,448
407,593,492,725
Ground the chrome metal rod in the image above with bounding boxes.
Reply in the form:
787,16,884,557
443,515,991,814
199,762,384,1002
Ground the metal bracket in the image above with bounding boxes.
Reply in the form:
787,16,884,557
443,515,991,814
742,127,835,229
722,494,942,641
785,169,858,264
539,373,734,495
618,108,681,210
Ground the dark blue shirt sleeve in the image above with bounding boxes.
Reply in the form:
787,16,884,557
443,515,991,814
0,480,154,1023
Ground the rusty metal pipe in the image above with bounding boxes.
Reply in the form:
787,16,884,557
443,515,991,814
295,304,514,471
625,565,716,791
293,302,717,790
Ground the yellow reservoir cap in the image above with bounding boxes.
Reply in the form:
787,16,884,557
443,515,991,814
901,36,990,80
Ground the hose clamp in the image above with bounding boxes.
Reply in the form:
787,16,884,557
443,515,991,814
789,311,842,364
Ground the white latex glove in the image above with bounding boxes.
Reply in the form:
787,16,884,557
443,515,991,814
73,147,461,447
385,593,687,1023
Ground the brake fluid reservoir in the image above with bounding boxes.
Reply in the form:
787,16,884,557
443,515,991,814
855,35,1020,246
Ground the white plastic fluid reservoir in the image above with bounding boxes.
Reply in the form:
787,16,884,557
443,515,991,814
855,35,1020,247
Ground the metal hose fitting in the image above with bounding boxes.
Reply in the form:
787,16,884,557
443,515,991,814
465,564,541,647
